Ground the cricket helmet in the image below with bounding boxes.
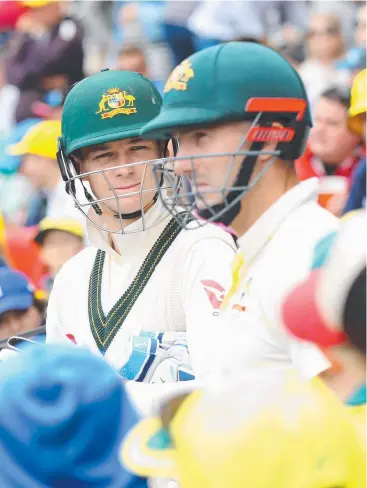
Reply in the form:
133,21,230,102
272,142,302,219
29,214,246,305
140,42,312,228
58,69,177,234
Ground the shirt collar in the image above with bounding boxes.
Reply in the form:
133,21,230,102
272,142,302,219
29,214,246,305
237,178,319,266
86,199,171,262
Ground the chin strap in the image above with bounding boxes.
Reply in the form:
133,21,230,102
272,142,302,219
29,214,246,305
197,141,264,226
113,190,159,220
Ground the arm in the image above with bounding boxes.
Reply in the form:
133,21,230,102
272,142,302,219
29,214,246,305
180,237,236,377
125,237,236,416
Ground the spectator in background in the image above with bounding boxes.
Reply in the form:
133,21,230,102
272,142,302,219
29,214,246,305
299,13,347,111
343,69,366,215
188,1,310,49
0,267,46,340
7,120,83,225
295,86,363,215
337,5,366,86
0,56,19,153
5,0,84,123
0,118,40,225
34,217,84,291
116,44,165,93
162,1,198,66
117,44,148,75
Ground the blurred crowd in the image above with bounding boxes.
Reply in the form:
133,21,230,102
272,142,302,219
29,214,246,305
0,1,366,293
0,1,365,487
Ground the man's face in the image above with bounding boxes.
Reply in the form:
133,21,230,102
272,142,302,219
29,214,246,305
21,154,53,189
309,97,360,164
0,307,41,340
26,2,62,29
307,15,343,61
79,137,160,217
174,122,249,209
40,230,84,277
117,53,147,77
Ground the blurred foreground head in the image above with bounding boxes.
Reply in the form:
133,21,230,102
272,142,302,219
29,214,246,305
282,211,366,403
0,345,146,488
122,370,365,488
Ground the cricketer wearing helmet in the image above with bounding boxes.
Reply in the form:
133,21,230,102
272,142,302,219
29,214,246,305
140,42,336,379
46,69,236,415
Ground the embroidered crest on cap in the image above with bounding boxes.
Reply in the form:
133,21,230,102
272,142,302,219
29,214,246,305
164,60,194,93
96,88,137,119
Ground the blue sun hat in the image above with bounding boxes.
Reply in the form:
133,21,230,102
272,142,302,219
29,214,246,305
0,345,147,488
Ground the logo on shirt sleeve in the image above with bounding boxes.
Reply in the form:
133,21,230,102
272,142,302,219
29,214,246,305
201,280,225,310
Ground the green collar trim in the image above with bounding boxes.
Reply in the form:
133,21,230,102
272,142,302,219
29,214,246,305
88,215,191,354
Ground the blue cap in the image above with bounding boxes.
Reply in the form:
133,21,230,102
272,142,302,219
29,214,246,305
0,345,147,488
0,118,41,175
0,267,34,316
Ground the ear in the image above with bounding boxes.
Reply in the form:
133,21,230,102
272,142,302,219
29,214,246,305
257,122,284,164
72,154,89,182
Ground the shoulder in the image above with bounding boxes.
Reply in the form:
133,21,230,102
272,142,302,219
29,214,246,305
284,201,339,239
178,220,237,251
255,203,338,287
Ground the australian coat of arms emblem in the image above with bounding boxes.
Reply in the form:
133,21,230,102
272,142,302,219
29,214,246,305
96,88,137,119
164,60,194,93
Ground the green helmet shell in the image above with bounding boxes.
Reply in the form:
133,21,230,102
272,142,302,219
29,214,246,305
141,42,312,140
61,70,162,156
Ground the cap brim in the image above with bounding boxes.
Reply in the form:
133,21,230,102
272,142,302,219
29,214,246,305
7,141,28,156
140,106,225,139
34,227,82,245
121,417,178,479
66,124,147,155
282,270,346,347
0,293,33,316
347,113,365,136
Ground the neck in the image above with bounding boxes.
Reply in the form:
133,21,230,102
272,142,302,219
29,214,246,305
231,162,298,236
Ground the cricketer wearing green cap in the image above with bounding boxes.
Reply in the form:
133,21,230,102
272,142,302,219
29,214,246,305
138,42,340,380
46,69,237,416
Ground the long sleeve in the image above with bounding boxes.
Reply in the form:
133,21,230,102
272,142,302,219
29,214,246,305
46,269,73,345
124,236,236,416
180,237,236,377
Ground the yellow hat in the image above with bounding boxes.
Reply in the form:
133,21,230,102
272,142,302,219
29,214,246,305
7,120,61,160
348,69,366,136
34,217,84,244
21,0,58,8
122,372,366,488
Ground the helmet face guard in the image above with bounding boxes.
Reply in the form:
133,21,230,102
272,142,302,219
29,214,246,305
149,103,309,230
56,138,181,235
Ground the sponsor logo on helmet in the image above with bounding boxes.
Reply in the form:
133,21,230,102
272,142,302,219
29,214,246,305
164,60,194,93
96,87,137,119
248,127,295,142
